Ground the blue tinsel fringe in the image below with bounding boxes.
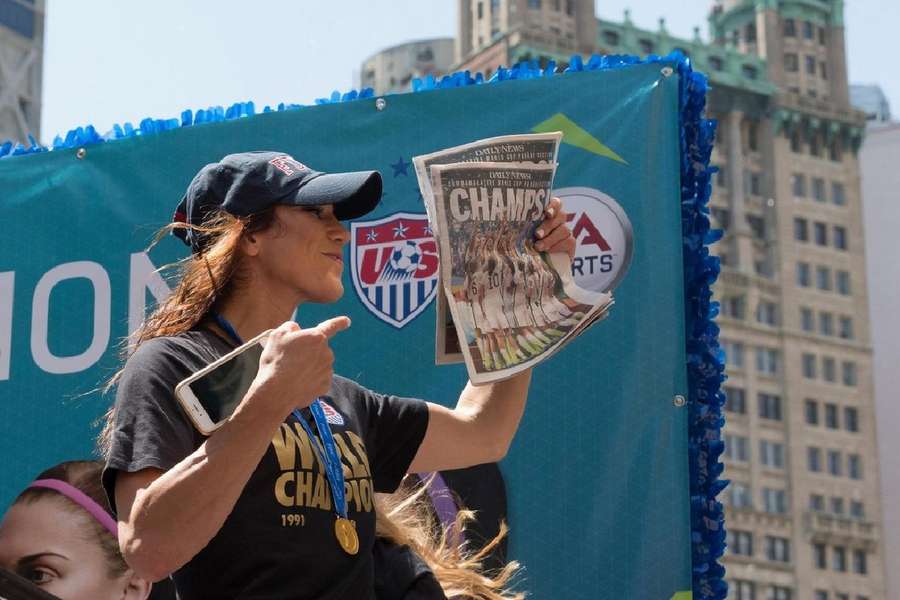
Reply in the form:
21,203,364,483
0,51,728,598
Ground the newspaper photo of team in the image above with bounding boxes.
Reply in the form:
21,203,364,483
453,223,591,372
414,133,614,384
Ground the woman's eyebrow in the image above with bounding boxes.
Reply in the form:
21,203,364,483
17,552,69,566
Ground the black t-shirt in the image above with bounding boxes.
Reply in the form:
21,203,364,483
102,328,430,600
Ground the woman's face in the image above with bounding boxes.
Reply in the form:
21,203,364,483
0,498,147,600
247,204,351,305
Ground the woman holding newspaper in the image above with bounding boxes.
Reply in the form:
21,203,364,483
100,150,575,599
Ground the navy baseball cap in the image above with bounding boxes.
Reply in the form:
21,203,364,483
173,151,382,252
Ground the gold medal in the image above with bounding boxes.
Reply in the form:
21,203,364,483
334,517,359,555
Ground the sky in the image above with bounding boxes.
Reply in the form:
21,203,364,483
39,0,900,142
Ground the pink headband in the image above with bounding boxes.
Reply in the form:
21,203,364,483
28,479,118,537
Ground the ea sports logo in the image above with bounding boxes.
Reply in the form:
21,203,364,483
555,187,633,293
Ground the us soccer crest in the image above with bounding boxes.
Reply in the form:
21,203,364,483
350,212,439,328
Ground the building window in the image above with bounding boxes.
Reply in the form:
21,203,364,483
808,446,822,472
816,266,832,291
818,26,826,44
823,356,836,382
749,172,762,196
725,434,750,462
844,407,859,432
848,454,862,480
765,536,791,562
758,393,782,421
791,130,802,152
810,132,822,156
842,361,857,386
803,20,814,39
760,441,785,468
825,403,839,429
815,592,828,600
812,177,826,201
792,173,806,196
528,0,541,8
748,121,759,152
830,139,843,161
797,262,811,287
768,585,792,600
803,353,817,379
834,225,847,250
827,450,842,476
756,347,779,375
711,206,730,230
806,55,817,75
810,493,825,511
853,549,868,574
725,386,747,415
814,543,827,569
785,53,799,72
565,0,574,15
832,182,846,205
745,22,757,42
784,18,796,36
850,500,865,518
639,38,654,55
836,270,851,295
723,340,745,368
833,546,847,571
722,295,745,319
805,399,819,425
831,496,845,515
733,580,756,600
602,30,620,46
794,217,809,241
819,312,834,336
762,488,788,514
814,222,828,246
820,61,828,79
477,1,484,18
728,529,754,556
730,482,753,508
756,301,777,326
747,215,766,240
801,307,815,332
724,386,747,414
839,316,854,339
742,65,758,79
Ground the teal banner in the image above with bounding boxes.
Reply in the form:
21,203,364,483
0,63,694,598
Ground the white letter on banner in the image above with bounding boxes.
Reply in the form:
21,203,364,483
31,261,111,375
0,272,13,381
129,252,171,336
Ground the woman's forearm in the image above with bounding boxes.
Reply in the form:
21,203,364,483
120,380,289,580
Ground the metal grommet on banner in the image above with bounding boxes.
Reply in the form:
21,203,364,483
76,148,87,160
661,66,674,78
375,98,387,111
673,394,686,407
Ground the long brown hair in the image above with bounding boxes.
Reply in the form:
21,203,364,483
376,481,524,600
97,209,274,457
13,461,127,579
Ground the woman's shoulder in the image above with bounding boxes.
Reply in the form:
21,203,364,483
123,329,229,377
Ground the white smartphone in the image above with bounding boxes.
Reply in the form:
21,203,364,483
174,330,270,435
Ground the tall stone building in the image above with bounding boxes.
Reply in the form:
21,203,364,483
454,1,886,598
0,0,45,145
856,105,899,600
358,37,456,95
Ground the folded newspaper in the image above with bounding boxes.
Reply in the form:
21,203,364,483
413,133,614,384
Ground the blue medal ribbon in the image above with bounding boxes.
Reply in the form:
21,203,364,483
210,312,348,520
